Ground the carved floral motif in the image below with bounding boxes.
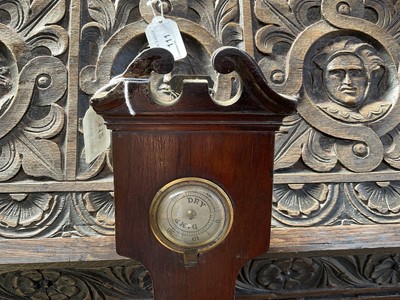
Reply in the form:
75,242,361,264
272,181,400,226
341,182,400,225
70,192,115,236
273,183,328,216
0,193,52,228
83,192,115,226
10,270,84,300
355,181,400,214
0,254,399,299
0,192,116,239
0,264,153,300
272,183,343,227
0,254,400,299
370,254,400,285
256,258,318,290
70,192,116,237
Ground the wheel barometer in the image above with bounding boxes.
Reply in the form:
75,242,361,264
91,47,295,300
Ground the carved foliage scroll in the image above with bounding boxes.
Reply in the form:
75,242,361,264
0,263,152,299
0,253,399,299
0,0,67,181
237,253,400,296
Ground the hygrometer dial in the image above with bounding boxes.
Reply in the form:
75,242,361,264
150,177,233,253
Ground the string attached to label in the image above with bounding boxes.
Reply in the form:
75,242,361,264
145,0,187,60
96,76,150,116
83,76,150,163
147,0,163,20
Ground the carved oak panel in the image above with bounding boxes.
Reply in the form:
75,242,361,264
0,0,399,299
253,0,400,229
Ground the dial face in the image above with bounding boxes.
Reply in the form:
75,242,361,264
150,178,233,253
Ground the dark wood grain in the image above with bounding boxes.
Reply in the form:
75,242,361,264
113,131,274,299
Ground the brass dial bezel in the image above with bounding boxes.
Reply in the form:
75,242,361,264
149,177,234,254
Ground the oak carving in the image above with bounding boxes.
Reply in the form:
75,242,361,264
255,0,400,228
0,0,399,299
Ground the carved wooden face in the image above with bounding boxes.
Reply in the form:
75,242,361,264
324,54,368,108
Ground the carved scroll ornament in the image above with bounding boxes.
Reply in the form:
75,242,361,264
254,0,400,225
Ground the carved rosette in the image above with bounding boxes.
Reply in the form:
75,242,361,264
272,183,342,226
0,193,68,238
0,0,68,181
345,182,400,223
368,254,400,285
0,193,52,228
8,270,85,299
256,0,400,225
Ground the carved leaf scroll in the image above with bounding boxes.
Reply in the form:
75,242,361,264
19,0,67,56
88,0,116,32
14,130,63,180
0,138,20,181
0,254,399,299
0,264,152,299
0,0,30,30
274,114,311,170
215,0,243,46
84,192,115,227
0,0,68,182
383,126,400,168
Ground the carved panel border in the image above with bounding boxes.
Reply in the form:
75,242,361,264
0,253,400,299
0,192,114,239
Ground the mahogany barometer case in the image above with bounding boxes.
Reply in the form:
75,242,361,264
91,47,295,300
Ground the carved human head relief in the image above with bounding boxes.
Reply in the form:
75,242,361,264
324,52,368,108
310,36,391,123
